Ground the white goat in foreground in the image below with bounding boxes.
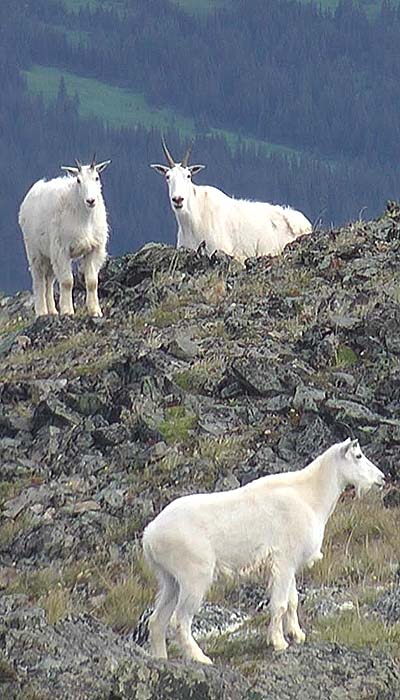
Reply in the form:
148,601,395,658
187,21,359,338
19,155,111,317
151,141,312,261
143,438,384,664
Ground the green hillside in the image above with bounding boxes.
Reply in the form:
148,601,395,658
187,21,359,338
24,64,302,159
61,0,397,17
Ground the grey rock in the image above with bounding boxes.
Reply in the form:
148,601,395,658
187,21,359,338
169,330,201,360
293,385,326,412
373,588,400,624
253,642,400,700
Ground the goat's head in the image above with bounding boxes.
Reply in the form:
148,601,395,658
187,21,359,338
338,438,385,496
61,155,111,210
150,140,205,214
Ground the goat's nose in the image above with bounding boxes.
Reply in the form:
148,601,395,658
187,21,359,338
86,198,96,207
172,196,184,207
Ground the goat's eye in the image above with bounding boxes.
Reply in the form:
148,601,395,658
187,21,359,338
166,175,170,181
77,178,81,185
187,173,191,179
356,454,362,459
95,176,100,182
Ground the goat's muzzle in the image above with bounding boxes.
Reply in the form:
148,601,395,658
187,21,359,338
172,196,184,210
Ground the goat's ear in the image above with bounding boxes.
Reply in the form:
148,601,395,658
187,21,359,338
96,160,112,173
351,438,360,450
340,437,352,457
150,164,170,175
61,166,79,177
189,164,206,176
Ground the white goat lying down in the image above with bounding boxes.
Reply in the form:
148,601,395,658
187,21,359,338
151,140,312,262
143,438,384,664
19,155,111,317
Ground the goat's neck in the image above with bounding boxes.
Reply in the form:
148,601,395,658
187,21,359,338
300,454,345,525
177,183,202,227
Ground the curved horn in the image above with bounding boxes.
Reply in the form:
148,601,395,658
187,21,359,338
181,140,194,168
90,153,96,170
162,138,175,168
74,158,82,172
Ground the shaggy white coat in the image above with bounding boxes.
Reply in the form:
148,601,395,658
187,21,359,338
143,438,385,664
151,159,312,261
19,160,110,317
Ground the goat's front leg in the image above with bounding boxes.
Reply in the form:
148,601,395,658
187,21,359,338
81,247,106,317
53,255,74,316
267,564,292,651
284,575,305,644
45,267,58,315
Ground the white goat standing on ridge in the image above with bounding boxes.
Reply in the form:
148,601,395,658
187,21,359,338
151,140,312,261
143,438,385,664
19,155,111,317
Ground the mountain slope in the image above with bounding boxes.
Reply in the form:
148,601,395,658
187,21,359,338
1,206,400,697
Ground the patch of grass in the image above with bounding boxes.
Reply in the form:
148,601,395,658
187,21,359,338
71,352,117,376
105,517,143,546
0,329,117,381
195,320,228,340
0,479,30,508
0,515,32,548
42,586,72,624
195,434,246,470
159,406,198,444
99,574,153,631
174,357,225,393
334,343,358,368
314,607,400,656
309,494,400,587
0,318,29,339
205,623,264,664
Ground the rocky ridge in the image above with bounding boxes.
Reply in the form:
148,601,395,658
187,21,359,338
1,204,400,698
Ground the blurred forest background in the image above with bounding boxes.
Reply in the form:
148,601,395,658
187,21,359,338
2,0,400,292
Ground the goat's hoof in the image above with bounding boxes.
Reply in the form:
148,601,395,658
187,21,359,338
88,308,103,318
290,630,306,644
272,639,289,652
194,653,213,665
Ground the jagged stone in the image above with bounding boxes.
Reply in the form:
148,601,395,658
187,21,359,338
1,207,400,697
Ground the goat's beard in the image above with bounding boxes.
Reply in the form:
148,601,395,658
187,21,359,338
355,483,373,498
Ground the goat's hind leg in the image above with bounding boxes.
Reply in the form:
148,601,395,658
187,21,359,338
148,569,179,660
284,575,305,644
30,260,48,317
174,569,214,665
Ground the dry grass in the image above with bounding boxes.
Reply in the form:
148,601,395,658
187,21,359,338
314,606,400,659
42,586,73,624
0,329,117,380
174,356,225,393
309,493,400,587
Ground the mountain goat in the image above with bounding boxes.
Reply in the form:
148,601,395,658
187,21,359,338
150,140,312,261
143,438,384,664
19,155,111,317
